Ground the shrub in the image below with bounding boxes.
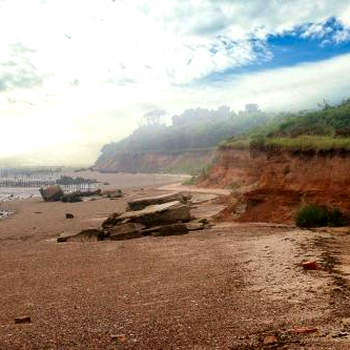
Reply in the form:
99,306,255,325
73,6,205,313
228,182,241,192
296,205,346,228
182,176,196,185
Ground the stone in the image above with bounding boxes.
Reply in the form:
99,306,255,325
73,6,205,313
117,201,191,227
108,223,146,240
102,212,121,229
39,185,64,202
102,189,122,199
291,327,318,334
186,222,205,231
61,189,102,203
151,223,189,237
111,334,127,342
65,213,74,219
128,192,191,211
302,260,319,270
263,335,278,345
14,316,31,324
57,229,104,243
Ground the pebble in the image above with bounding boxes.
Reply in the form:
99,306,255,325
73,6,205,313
14,316,31,324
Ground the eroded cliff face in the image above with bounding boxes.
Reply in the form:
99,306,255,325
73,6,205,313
201,148,350,223
198,149,261,189
94,150,215,175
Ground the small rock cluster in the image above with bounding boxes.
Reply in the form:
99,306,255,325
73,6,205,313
57,192,210,243
39,185,122,203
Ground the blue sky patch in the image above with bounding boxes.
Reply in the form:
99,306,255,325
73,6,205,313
203,17,350,83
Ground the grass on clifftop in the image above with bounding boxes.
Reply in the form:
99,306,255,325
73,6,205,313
265,136,350,152
221,135,350,152
220,99,350,152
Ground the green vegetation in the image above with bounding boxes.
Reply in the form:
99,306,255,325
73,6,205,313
182,176,197,185
296,205,347,228
228,182,241,193
221,99,350,152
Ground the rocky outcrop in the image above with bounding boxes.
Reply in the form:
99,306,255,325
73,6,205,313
111,201,192,227
40,187,103,203
58,194,210,243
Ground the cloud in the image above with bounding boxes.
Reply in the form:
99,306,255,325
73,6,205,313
1,0,350,165
299,18,350,45
0,42,42,92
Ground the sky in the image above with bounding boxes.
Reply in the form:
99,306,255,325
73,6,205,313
1,0,350,166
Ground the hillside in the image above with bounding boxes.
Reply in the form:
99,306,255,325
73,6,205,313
199,99,350,224
95,105,272,174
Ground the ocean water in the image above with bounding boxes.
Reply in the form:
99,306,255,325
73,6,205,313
0,187,40,201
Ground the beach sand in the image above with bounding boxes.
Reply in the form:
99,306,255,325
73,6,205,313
1,175,350,349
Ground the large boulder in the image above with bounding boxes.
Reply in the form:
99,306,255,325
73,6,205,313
40,185,64,202
128,192,191,211
116,201,191,227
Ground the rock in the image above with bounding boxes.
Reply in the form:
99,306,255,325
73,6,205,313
108,223,146,240
128,192,191,211
290,327,318,334
102,212,121,229
57,229,104,243
185,222,205,231
151,223,189,237
39,185,64,202
302,260,319,270
111,334,127,342
263,335,278,345
14,316,31,324
117,201,191,227
61,189,102,203
65,213,74,219
61,192,82,203
189,193,218,204
102,189,122,199
332,332,348,338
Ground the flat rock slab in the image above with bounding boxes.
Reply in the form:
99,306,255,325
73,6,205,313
151,223,189,237
118,201,191,227
109,223,146,241
57,229,104,243
185,222,206,231
128,192,191,211
190,193,218,204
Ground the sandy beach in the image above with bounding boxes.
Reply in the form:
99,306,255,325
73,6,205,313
1,174,350,349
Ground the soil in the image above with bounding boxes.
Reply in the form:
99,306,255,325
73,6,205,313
198,148,350,224
1,183,350,349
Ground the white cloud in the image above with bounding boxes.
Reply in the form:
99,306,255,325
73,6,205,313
1,0,350,165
